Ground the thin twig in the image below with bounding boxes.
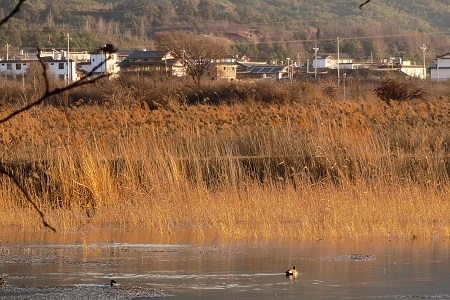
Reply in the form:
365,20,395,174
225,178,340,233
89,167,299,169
0,0,26,27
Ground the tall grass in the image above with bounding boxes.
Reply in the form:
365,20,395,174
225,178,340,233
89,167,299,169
1,77,450,240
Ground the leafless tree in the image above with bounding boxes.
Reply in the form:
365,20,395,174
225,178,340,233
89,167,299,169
0,1,116,232
156,31,228,88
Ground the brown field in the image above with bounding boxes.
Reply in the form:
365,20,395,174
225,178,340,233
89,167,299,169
1,76,450,240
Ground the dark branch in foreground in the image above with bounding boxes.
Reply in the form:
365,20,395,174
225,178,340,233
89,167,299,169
0,167,56,232
0,47,114,231
359,0,371,9
0,0,26,27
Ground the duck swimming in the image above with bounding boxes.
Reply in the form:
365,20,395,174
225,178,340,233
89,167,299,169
285,266,298,278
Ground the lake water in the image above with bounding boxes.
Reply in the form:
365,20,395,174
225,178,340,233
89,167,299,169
1,230,450,299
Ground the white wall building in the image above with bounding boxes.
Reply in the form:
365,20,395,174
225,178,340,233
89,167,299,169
0,60,29,78
0,58,78,82
430,52,450,80
312,53,354,69
79,50,120,78
43,58,78,82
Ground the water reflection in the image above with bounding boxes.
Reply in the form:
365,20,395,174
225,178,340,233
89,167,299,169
1,230,450,299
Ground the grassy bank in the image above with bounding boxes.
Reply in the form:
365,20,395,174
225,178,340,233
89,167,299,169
1,77,450,240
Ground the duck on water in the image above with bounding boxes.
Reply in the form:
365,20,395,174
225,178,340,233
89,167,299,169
285,266,298,278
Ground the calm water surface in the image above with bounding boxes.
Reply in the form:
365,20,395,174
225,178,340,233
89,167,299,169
1,230,450,299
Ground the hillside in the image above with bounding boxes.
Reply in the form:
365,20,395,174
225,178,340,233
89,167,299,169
1,0,449,63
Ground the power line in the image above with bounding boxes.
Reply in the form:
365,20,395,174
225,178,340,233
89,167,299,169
231,31,450,45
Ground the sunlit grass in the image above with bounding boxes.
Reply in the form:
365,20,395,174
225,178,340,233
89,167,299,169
1,79,450,240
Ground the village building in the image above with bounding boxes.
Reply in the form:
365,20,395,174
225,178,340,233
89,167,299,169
397,59,427,79
38,49,90,62
429,52,450,80
79,48,120,78
211,55,239,81
312,53,354,69
236,61,288,80
0,58,78,82
118,50,184,77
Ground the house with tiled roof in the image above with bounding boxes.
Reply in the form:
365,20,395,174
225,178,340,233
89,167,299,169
430,52,450,80
236,61,288,80
118,50,184,77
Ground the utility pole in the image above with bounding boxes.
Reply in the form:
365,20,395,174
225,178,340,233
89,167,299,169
420,44,427,79
5,43,10,60
437,57,440,81
286,57,291,81
337,37,340,85
343,73,346,101
313,45,319,79
67,33,70,84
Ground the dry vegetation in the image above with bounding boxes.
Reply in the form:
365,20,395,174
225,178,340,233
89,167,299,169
1,74,450,240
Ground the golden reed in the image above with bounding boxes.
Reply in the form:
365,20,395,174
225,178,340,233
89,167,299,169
1,79,450,240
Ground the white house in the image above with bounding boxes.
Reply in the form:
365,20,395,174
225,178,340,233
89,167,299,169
312,53,354,69
0,60,29,78
79,48,120,78
430,52,450,80
42,58,78,82
0,58,78,82
399,60,426,79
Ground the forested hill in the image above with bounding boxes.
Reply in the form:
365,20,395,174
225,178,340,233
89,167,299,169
1,0,449,62
223,0,450,31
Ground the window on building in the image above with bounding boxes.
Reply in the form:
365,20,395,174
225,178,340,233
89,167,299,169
59,63,64,69
7,64,12,70
16,64,21,70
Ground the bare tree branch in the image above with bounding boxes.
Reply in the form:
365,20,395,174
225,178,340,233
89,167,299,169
0,167,56,232
0,0,26,27
359,0,371,9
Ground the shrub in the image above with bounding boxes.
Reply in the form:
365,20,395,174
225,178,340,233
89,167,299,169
375,78,425,104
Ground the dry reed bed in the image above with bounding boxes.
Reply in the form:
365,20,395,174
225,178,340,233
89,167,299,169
1,82,450,239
